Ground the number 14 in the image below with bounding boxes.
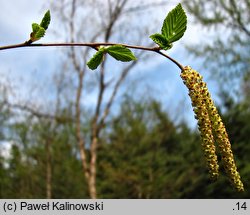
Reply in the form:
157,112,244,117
236,202,247,210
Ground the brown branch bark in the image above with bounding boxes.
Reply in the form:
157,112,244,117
75,68,90,182
45,137,52,199
87,1,131,199
87,58,107,199
0,42,183,69
69,0,93,198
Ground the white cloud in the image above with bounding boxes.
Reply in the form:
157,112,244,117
0,140,12,159
0,1,220,130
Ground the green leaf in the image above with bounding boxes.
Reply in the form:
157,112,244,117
30,26,46,42
161,3,187,43
34,27,46,39
40,10,51,30
149,33,172,50
29,10,50,43
87,50,105,70
106,45,137,62
32,23,40,33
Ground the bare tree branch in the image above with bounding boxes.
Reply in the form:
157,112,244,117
4,101,73,123
4,0,181,199
69,0,91,193
98,59,138,131
123,1,168,13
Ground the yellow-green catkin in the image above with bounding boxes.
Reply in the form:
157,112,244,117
202,82,244,192
181,66,244,192
180,66,219,180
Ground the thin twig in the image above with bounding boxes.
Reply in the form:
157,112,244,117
0,42,184,70
155,50,184,70
0,42,158,51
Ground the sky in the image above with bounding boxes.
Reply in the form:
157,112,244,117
0,1,58,97
0,0,222,156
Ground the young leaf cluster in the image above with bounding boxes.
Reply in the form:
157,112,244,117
29,10,51,43
87,45,137,70
87,4,187,70
150,3,187,50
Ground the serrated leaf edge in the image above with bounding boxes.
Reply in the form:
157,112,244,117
161,3,187,44
40,10,51,30
87,50,105,70
149,33,171,49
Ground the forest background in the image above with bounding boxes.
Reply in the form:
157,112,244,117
0,0,250,198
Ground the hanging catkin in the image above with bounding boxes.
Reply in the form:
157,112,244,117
181,66,219,180
180,66,244,191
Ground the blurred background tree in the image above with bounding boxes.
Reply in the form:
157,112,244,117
183,0,250,96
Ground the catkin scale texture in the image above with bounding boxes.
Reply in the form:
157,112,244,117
181,66,244,191
199,73,244,192
181,66,219,180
